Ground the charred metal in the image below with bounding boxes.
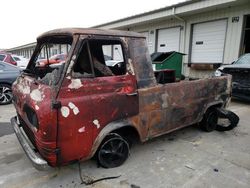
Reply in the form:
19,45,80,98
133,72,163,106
11,28,237,170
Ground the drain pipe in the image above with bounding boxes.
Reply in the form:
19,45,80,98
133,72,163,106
172,7,185,22
172,7,187,74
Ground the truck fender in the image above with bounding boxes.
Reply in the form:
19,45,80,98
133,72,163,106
87,120,140,159
199,100,224,122
204,100,224,114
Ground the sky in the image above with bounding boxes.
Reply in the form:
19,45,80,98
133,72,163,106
0,0,185,49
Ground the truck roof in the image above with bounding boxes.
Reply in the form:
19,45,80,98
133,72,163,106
37,28,144,40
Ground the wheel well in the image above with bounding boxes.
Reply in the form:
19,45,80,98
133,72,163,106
111,126,140,144
199,103,223,123
206,103,223,113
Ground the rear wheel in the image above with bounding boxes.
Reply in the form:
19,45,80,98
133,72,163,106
97,133,130,168
200,109,218,132
0,84,13,105
216,109,239,131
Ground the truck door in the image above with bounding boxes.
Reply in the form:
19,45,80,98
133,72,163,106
85,38,139,138
57,38,138,164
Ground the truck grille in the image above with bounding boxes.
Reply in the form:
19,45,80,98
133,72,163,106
223,68,250,83
18,114,36,147
23,105,39,129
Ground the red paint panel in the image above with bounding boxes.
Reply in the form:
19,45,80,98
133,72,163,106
88,74,139,140
12,76,58,166
57,76,94,164
56,74,138,164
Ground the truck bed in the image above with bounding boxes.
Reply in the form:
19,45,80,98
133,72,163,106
129,75,231,141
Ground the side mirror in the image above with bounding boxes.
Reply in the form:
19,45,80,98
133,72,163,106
231,61,235,64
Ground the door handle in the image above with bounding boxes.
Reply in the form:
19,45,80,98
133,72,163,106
126,92,138,96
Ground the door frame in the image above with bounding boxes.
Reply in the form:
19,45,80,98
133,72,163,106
239,14,250,56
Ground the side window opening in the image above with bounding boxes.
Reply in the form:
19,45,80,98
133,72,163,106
101,44,126,76
72,42,93,78
72,39,126,78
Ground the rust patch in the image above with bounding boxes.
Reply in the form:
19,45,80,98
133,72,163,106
128,76,230,140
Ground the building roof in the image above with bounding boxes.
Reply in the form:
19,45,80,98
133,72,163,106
94,0,243,29
6,42,37,52
7,0,248,51
94,0,197,28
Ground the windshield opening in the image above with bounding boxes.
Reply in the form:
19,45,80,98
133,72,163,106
26,36,72,85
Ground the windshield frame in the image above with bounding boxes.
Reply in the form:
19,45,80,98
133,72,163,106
23,34,78,88
27,35,73,70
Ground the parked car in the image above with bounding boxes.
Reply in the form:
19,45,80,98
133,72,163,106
12,55,29,69
37,54,67,67
0,52,17,66
0,61,21,105
104,55,123,67
215,53,250,101
50,53,67,62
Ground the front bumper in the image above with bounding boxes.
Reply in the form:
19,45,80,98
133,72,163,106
11,116,50,170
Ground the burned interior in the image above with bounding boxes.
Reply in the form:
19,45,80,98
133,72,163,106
72,39,126,78
25,35,73,85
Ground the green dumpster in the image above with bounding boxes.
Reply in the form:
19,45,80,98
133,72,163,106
151,51,185,80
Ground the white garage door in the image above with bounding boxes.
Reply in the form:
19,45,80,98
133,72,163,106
157,27,180,52
191,19,227,63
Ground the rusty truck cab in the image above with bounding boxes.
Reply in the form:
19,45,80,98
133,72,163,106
11,28,147,169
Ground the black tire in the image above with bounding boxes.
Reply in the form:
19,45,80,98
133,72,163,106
97,133,130,168
0,84,13,105
200,109,218,132
216,110,239,131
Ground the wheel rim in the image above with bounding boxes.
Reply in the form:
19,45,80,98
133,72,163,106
98,137,129,168
0,86,13,104
218,118,230,127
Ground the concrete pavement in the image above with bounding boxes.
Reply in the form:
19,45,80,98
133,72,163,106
0,101,249,188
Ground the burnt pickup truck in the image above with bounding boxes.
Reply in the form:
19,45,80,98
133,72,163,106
11,28,238,170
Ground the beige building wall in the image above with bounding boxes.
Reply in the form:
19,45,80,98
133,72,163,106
6,0,250,78
111,3,250,78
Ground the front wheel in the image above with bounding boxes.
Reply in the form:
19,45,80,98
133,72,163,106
0,84,13,105
97,133,130,168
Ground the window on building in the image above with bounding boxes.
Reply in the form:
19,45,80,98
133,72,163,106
52,49,58,56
